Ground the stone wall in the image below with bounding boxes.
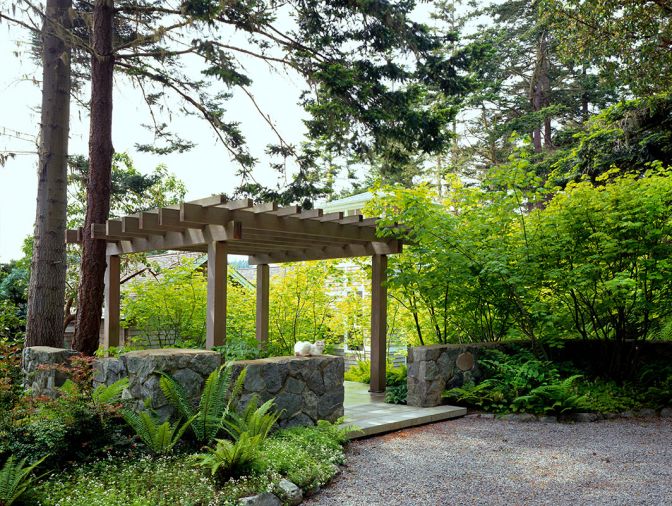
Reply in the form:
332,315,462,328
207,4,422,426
228,355,345,428
22,346,78,397
407,340,672,407
94,349,223,419
22,347,344,428
407,343,503,407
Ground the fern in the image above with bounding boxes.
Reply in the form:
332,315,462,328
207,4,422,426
223,396,281,441
192,432,262,479
512,375,589,415
122,410,195,454
0,455,47,506
92,378,129,408
160,365,247,444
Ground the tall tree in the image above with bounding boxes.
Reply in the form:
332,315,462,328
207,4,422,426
24,0,72,348
72,0,114,355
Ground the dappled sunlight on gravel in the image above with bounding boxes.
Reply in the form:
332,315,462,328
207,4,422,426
305,416,672,505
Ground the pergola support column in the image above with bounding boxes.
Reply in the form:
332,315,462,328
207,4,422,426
370,254,387,393
103,254,120,349
256,264,270,348
206,241,227,349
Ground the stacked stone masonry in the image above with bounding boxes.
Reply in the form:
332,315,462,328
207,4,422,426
407,343,502,407
229,355,345,428
22,347,344,428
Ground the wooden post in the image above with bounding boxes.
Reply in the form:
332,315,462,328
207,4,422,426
206,241,227,349
103,254,120,349
256,264,270,348
370,254,387,393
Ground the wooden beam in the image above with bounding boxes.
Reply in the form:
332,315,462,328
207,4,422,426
65,229,81,243
250,202,278,213
122,216,161,236
270,205,301,216
218,198,254,210
103,254,121,350
181,204,380,242
294,208,323,219
370,254,387,393
338,215,362,225
248,240,401,264
139,211,187,232
358,218,378,227
159,208,207,229
103,222,241,255
206,241,227,349
107,220,147,239
316,211,344,222
256,264,269,348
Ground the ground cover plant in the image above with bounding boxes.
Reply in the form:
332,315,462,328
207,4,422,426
443,348,672,416
0,352,352,505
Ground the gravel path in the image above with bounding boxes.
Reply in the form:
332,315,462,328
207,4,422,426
305,416,672,506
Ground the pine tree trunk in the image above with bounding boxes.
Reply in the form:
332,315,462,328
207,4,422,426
25,0,72,349
72,0,115,355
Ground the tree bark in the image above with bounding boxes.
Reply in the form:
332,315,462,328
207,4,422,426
25,0,72,349
73,0,115,355
530,31,551,152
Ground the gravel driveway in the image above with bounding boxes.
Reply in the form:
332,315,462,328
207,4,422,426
305,415,672,506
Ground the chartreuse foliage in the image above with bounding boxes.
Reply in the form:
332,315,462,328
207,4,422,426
370,165,672,376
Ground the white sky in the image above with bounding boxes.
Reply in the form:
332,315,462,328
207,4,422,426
0,21,314,262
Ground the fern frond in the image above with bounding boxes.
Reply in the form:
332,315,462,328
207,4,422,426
92,378,129,407
0,454,48,506
159,373,194,421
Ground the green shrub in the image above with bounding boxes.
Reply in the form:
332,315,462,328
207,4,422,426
193,433,263,481
223,397,281,441
344,360,370,383
122,410,194,455
160,365,246,445
512,375,589,415
344,360,407,387
385,383,407,405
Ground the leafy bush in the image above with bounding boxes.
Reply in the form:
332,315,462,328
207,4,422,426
256,420,350,490
444,349,672,415
160,365,246,444
222,397,281,441
193,433,264,481
512,375,589,415
385,383,408,405
0,454,46,506
444,349,585,414
344,360,370,383
344,360,407,387
121,410,194,455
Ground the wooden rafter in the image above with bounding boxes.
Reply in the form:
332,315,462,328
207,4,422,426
65,195,402,262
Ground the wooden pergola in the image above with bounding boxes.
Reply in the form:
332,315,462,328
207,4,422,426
65,195,402,392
